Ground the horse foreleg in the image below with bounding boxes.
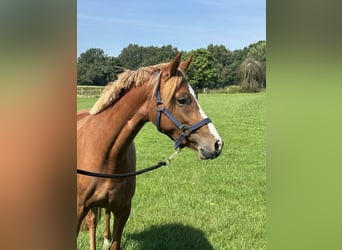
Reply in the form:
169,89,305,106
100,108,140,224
77,204,89,236
103,209,112,249
109,205,131,250
85,208,98,250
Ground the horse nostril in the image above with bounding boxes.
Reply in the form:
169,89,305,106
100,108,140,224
214,140,223,154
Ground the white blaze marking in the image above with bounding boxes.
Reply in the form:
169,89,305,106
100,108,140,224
188,85,222,140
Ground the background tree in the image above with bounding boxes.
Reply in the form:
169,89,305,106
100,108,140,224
77,40,266,89
183,49,217,91
247,40,266,86
118,44,179,69
239,57,265,92
139,45,179,66
77,48,116,86
103,56,122,83
247,40,266,64
117,44,144,69
207,44,233,88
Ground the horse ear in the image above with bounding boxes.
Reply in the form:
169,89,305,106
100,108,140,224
165,52,182,77
179,55,193,73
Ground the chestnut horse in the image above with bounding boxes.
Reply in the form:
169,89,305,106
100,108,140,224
77,53,224,250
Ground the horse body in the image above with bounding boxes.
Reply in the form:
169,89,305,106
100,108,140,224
77,113,136,250
77,53,223,250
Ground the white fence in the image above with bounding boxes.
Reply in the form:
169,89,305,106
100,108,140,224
77,86,104,97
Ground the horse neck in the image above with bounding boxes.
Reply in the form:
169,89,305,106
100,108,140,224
104,85,152,153
79,84,152,171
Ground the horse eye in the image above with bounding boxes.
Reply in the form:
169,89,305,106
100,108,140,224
176,97,188,106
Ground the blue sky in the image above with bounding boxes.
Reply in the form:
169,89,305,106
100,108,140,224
77,0,265,57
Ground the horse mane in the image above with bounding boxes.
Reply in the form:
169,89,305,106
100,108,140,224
89,63,184,115
89,66,154,115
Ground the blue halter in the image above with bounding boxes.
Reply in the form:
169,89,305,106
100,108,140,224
153,71,212,149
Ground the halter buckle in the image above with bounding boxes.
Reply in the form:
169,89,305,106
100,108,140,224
181,125,192,137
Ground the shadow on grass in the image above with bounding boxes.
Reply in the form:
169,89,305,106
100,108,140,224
126,223,214,250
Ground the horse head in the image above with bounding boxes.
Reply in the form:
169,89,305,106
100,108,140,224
148,53,224,160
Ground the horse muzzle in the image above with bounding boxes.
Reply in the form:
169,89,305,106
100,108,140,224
198,138,224,160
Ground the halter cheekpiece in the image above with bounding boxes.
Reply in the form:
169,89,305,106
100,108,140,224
153,70,212,149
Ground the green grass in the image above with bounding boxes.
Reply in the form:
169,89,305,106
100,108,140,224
77,93,266,250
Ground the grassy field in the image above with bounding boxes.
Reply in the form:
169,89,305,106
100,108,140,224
77,93,266,250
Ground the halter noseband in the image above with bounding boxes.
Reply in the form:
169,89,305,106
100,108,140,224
153,70,212,149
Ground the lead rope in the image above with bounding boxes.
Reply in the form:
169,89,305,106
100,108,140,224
164,147,181,164
76,148,181,178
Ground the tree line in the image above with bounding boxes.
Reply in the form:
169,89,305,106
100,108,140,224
77,41,266,92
